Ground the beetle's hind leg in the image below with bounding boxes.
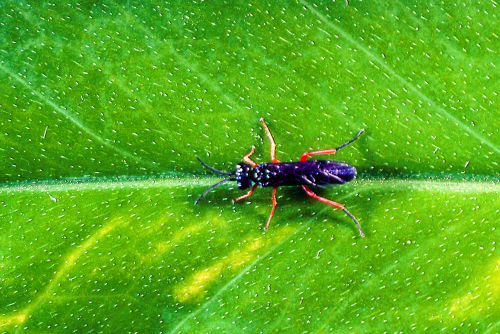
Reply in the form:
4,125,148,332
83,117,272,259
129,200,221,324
302,185,365,237
260,118,280,163
300,129,364,162
335,129,365,151
300,148,338,162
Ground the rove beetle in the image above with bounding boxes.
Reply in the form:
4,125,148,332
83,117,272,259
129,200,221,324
195,118,365,237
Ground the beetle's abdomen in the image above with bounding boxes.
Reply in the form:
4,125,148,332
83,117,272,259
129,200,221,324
251,160,356,187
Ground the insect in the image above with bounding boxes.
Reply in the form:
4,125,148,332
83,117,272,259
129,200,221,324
195,118,365,237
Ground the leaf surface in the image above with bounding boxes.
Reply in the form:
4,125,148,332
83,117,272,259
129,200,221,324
1,1,499,333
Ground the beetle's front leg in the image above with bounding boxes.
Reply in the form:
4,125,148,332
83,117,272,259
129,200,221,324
260,118,280,163
243,146,258,167
233,184,258,203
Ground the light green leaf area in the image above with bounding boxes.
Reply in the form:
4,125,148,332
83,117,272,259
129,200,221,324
1,179,499,332
1,1,499,333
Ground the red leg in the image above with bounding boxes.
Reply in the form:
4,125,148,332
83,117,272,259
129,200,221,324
260,118,280,163
302,185,343,209
300,148,337,162
302,185,365,237
264,187,279,230
243,146,258,167
300,129,364,162
233,184,258,203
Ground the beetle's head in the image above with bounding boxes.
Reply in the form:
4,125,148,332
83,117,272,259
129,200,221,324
235,163,253,189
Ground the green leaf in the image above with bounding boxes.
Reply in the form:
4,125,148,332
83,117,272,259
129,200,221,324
1,1,499,333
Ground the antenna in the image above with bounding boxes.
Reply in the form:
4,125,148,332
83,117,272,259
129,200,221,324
196,156,235,175
194,178,234,205
195,156,236,204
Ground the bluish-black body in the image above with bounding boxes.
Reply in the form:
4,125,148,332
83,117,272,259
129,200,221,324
235,160,356,189
194,118,366,237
